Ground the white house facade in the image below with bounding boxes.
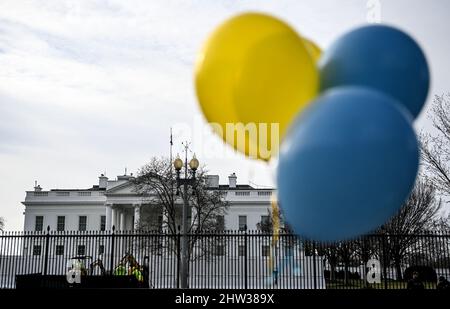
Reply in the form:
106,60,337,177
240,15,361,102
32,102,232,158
22,172,275,232
5,172,327,289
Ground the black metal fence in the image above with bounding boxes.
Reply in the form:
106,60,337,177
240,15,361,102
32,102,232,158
1,228,449,289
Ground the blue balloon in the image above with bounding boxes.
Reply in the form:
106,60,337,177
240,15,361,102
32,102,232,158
277,87,419,242
320,25,430,119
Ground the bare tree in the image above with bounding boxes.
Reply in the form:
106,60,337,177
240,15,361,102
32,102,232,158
132,157,229,259
320,244,339,282
256,209,274,233
255,207,299,257
133,157,228,232
132,157,178,233
318,237,376,286
380,180,441,280
0,217,5,231
432,214,450,234
415,93,450,275
337,242,356,286
352,238,378,287
421,94,450,197
427,214,450,268
191,172,229,233
255,206,296,234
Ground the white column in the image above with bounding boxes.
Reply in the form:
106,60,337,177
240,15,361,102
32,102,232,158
106,204,112,231
133,204,141,230
162,209,169,232
116,208,122,230
191,207,198,231
111,207,117,230
120,211,125,231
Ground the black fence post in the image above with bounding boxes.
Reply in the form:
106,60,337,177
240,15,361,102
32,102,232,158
244,229,248,289
4,230,450,290
176,226,181,289
43,226,50,276
109,226,115,275
382,234,388,290
313,242,317,289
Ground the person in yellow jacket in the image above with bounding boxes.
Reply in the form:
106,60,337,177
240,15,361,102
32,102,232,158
113,263,127,276
131,266,143,282
114,263,142,282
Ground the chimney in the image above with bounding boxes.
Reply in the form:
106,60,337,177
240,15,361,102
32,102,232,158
99,174,108,189
228,173,237,188
34,181,42,192
206,175,219,188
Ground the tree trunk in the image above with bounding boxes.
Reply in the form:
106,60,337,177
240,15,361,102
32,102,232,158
344,263,349,286
330,264,336,281
394,257,403,281
363,258,369,288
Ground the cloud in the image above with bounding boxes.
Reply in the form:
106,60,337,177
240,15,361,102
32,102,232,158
0,0,449,230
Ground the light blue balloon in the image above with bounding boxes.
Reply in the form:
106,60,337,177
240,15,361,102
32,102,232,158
320,25,430,119
277,87,419,242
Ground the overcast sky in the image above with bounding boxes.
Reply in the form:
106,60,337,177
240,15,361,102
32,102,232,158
0,0,449,230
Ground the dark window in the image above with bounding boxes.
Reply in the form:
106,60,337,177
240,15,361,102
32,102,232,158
33,245,41,256
238,216,247,231
262,245,270,257
35,216,43,232
238,245,246,257
57,216,65,231
77,245,86,256
216,215,225,231
258,215,272,232
79,216,87,231
56,245,64,255
100,216,106,231
99,245,104,255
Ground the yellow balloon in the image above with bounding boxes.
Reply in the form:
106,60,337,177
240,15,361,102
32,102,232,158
303,37,322,61
195,12,319,161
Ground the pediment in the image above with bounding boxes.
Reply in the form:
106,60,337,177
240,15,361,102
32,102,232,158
106,181,138,195
106,181,158,196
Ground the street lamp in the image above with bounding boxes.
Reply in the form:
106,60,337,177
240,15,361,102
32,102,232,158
174,157,183,171
188,154,199,171
173,144,199,289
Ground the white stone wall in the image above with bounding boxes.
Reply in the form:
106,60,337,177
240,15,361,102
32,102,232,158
224,205,270,230
24,204,272,232
24,205,106,231
22,176,276,232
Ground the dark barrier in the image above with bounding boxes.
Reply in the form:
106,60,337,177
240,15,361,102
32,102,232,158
15,274,145,289
1,228,449,289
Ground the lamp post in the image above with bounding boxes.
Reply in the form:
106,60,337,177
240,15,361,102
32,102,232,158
173,143,199,289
